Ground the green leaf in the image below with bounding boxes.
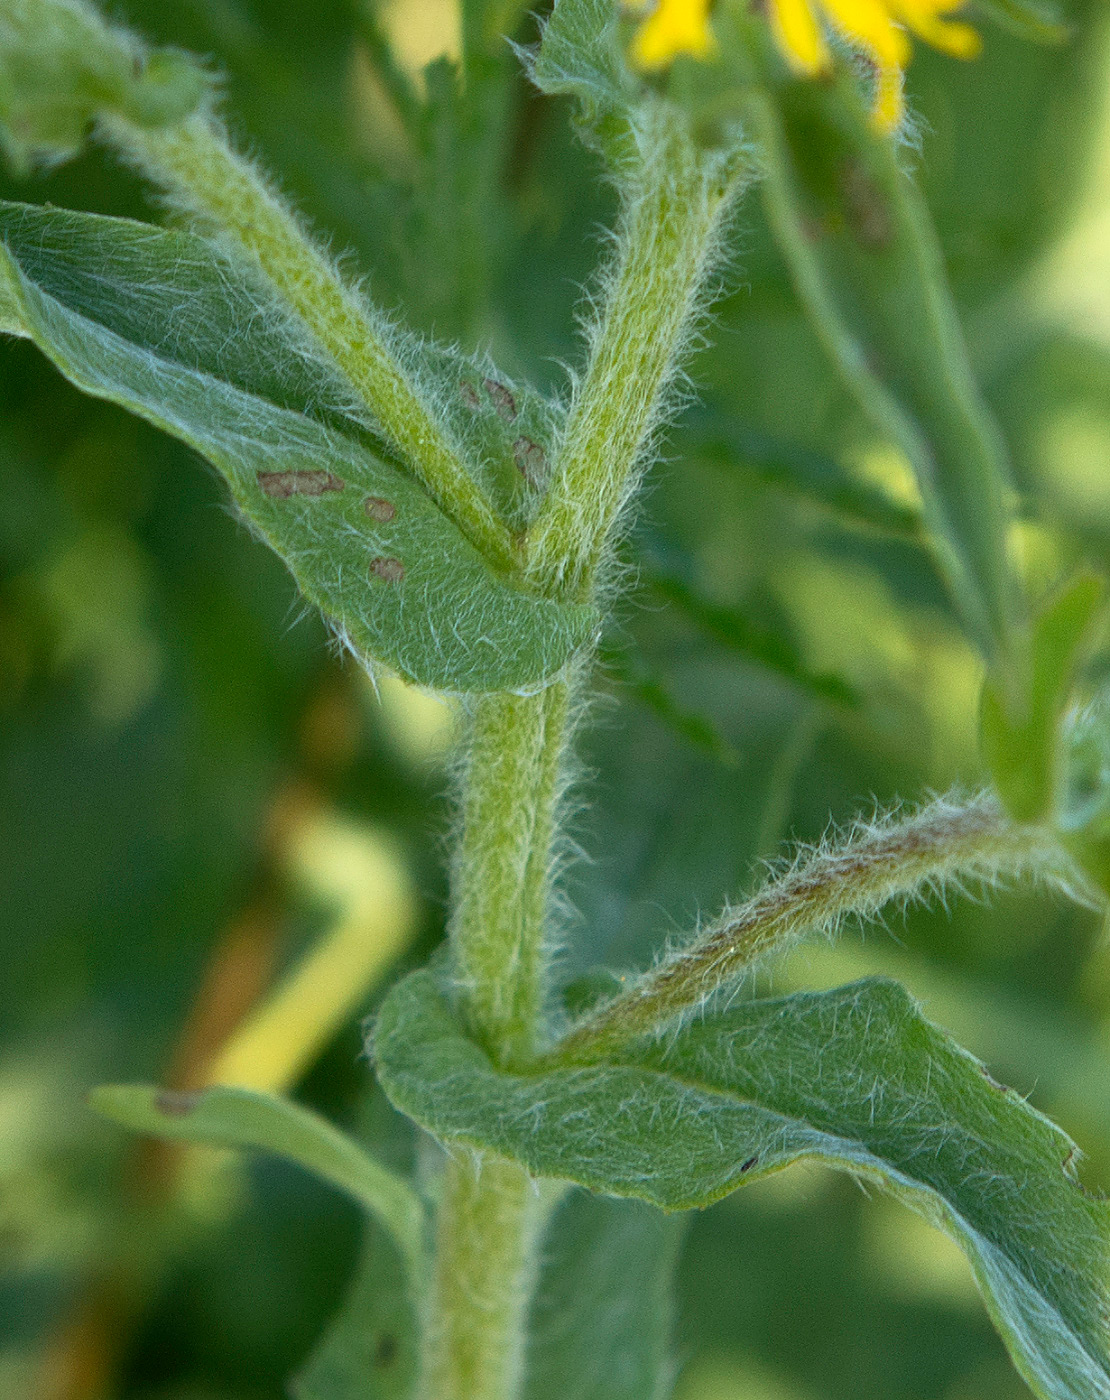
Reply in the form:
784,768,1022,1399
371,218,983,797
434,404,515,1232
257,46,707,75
737,54,1023,670
0,201,595,692
89,1083,426,1283
375,970,1110,1400
644,569,859,708
529,0,631,131
292,1219,420,1400
525,1191,683,1400
680,410,925,543
982,572,1106,823
290,1088,422,1400
1059,686,1110,899
421,346,560,529
600,642,740,766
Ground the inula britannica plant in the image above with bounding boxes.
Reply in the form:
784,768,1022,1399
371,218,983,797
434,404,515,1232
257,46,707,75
4,0,1110,1396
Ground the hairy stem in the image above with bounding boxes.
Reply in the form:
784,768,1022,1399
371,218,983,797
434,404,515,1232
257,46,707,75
102,112,517,572
419,680,574,1400
526,115,745,597
450,681,573,1066
419,1153,553,1400
556,793,1067,1060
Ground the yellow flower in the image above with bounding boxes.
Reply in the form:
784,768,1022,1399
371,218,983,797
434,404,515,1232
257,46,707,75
627,0,981,133
628,0,716,70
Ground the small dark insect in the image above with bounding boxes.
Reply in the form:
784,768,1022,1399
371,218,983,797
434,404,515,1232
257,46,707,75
484,378,518,422
369,556,405,583
156,1090,201,1117
740,1155,759,1173
257,469,345,498
512,436,548,488
364,495,396,522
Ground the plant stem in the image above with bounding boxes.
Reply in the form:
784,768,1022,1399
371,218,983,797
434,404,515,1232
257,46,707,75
419,1152,551,1400
417,679,573,1400
103,112,517,572
421,112,746,1400
526,112,744,597
556,793,1067,1060
450,682,572,1066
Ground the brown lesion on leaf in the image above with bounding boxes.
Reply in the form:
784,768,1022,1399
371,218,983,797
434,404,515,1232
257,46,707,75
484,378,518,422
257,470,346,498
370,556,405,583
459,379,482,411
978,1064,1011,1093
363,495,397,522
512,436,548,488
1063,1147,1107,1199
155,1089,202,1117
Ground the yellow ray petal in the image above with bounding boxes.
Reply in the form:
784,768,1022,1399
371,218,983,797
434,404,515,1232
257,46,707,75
768,0,832,74
891,0,982,57
630,0,716,69
815,0,910,128
817,0,911,67
870,56,905,131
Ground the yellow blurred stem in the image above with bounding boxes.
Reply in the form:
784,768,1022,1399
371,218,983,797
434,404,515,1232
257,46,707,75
204,811,418,1095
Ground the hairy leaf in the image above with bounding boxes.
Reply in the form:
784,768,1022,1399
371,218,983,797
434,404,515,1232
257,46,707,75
528,0,632,140
421,345,560,529
375,970,1110,1400
0,201,595,692
90,1083,426,1281
525,1190,683,1400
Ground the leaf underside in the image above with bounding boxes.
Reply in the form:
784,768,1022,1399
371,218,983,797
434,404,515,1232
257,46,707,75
374,970,1110,1400
89,1083,426,1280
0,201,594,693
525,1190,683,1400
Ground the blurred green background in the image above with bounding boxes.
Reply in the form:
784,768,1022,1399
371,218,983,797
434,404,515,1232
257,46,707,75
3,0,1110,1396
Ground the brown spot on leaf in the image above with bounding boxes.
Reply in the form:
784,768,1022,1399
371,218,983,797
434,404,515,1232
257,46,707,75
459,380,482,411
363,495,396,523
484,378,518,422
258,470,346,499
156,1090,202,1117
1063,1148,1106,1198
369,556,405,583
512,436,548,488
740,1155,759,1173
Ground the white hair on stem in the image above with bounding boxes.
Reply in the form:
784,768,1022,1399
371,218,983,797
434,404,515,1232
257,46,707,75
554,790,1088,1060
